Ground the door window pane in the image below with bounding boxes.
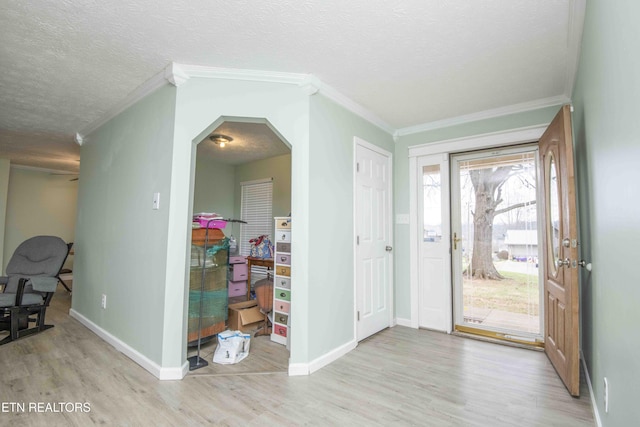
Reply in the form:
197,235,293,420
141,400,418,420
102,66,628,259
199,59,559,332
423,165,441,242
546,152,561,276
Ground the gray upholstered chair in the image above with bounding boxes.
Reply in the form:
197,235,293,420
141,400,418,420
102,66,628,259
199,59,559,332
0,235,70,345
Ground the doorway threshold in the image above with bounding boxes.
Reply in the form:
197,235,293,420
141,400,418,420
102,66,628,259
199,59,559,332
453,325,544,351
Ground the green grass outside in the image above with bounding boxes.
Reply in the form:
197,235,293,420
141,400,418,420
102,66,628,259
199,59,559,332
463,269,540,315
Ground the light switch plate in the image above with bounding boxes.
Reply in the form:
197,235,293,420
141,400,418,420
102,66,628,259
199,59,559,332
396,214,410,224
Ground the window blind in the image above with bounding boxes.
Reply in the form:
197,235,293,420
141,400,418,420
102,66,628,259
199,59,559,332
240,179,273,286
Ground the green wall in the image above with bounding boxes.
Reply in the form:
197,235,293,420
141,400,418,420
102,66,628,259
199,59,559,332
394,106,560,319
171,78,310,365
572,0,640,424
73,85,177,366
308,94,394,360
3,168,78,272
75,76,310,373
193,156,235,218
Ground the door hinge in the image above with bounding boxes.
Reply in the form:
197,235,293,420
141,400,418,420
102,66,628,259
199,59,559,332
357,162,360,172
357,311,360,321
357,235,360,245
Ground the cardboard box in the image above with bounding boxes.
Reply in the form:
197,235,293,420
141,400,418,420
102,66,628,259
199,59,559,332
228,300,265,332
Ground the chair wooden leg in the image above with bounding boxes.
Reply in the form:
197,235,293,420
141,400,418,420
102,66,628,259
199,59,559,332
35,308,49,331
9,307,20,342
0,334,13,345
0,307,54,346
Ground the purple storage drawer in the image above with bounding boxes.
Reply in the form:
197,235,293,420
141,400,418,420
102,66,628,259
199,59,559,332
229,255,246,265
228,280,247,297
231,263,248,281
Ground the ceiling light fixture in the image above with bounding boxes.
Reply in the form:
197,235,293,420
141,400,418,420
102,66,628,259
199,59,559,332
209,134,233,148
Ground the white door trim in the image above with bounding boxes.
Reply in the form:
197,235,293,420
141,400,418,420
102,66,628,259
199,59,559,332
408,124,548,330
353,136,394,341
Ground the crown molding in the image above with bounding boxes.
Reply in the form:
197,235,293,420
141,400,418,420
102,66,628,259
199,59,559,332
396,95,569,137
178,64,310,85
165,62,189,87
78,62,395,140
78,65,171,137
179,65,394,134
311,78,395,135
300,82,320,96
564,0,586,99
77,62,569,143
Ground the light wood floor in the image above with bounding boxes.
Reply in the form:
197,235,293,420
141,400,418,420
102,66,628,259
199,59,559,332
0,290,594,426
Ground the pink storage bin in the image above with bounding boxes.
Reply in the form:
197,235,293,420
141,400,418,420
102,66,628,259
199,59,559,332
197,218,227,229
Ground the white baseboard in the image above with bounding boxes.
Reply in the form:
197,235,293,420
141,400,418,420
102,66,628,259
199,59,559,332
288,363,310,376
69,309,188,381
395,317,413,327
288,339,358,376
581,350,602,427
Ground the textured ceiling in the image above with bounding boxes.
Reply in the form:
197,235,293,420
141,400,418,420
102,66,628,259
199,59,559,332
198,122,290,166
0,0,582,172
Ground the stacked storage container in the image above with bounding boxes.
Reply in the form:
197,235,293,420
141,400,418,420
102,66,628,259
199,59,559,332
271,217,291,347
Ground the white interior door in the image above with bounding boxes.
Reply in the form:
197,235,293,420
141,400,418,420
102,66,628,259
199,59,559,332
417,154,452,331
355,140,393,341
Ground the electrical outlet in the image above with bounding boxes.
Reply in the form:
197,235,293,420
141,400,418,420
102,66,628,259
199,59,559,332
101,294,107,309
604,377,609,413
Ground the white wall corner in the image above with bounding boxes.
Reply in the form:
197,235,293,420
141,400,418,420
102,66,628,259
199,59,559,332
69,309,187,381
309,339,357,374
288,363,310,376
288,339,358,376
159,362,189,381
74,133,84,146
165,62,190,87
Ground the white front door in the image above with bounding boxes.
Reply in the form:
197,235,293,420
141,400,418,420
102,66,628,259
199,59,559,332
408,126,548,332
355,139,393,341
417,154,452,331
